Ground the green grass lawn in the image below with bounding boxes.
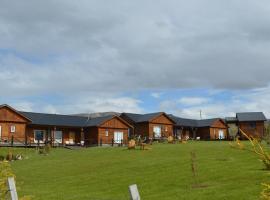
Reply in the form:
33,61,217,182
2,141,269,200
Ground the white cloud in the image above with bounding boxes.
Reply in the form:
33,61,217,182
179,97,209,106
151,92,163,98
10,97,143,115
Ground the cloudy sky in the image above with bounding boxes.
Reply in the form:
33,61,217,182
1,0,270,119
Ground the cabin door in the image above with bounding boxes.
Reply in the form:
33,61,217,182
69,132,75,144
114,131,123,143
0,125,2,141
218,130,225,139
153,126,161,138
54,131,63,144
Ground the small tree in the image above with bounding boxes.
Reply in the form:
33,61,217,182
228,124,238,140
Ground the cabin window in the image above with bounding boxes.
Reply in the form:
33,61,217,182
249,122,256,128
153,126,162,138
165,126,168,132
105,130,109,137
10,125,16,133
34,130,46,143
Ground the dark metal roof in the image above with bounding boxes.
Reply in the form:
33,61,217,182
121,112,169,123
225,117,238,123
19,111,131,128
236,112,267,122
197,118,221,127
19,111,88,127
85,115,115,126
169,115,225,128
168,115,197,127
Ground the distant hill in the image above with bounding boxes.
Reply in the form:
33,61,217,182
73,112,120,119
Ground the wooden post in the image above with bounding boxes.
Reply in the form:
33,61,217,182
129,184,140,200
111,138,114,147
11,135,14,147
7,177,18,200
81,128,85,146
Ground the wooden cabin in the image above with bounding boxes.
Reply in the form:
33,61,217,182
235,112,266,139
84,115,132,146
120,112,175,139
170,115,228,140
0,104,132,147
0,104,31,143
196,118,228,140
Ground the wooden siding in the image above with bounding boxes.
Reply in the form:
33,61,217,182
150,114,174,125
0,107,29,123
149,123,174,138
98,128,128,144
0,106,28,142
239,121,265,138
0,122,26,142
100,117,130,129
134,123,149,137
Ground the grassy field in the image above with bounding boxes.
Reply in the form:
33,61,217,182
2,141,269,200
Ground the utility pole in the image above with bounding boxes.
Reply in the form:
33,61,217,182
200,110,202,120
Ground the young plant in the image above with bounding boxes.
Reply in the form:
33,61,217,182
229,137,245,150
190,150,199,188
240,129,270,170
261,183,270,200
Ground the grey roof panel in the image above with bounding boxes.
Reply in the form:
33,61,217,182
19,111,88,127
169,115,224,128
122,112,166,123
236,112,267,122
168,115,197,127
85,115,115,126
197,118,220,127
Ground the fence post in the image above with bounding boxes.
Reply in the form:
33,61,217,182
111,139,114,147
129,184,140,200
7,177,18,200
121,139,123,147
11,135,14,147
100,139,102,146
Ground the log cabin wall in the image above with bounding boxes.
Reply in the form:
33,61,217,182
196,127,210,140
209,128,228,139
97,117,130,144
149,123,173,138
0,106,29,142
84,127,99,145
209,120,228,139
98,128,128,144
239,121,265,138
134,122,150,137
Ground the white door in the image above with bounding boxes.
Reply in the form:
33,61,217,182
114,131,123,144
218,130,225,139
153,126,161,138
54,131,63,144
